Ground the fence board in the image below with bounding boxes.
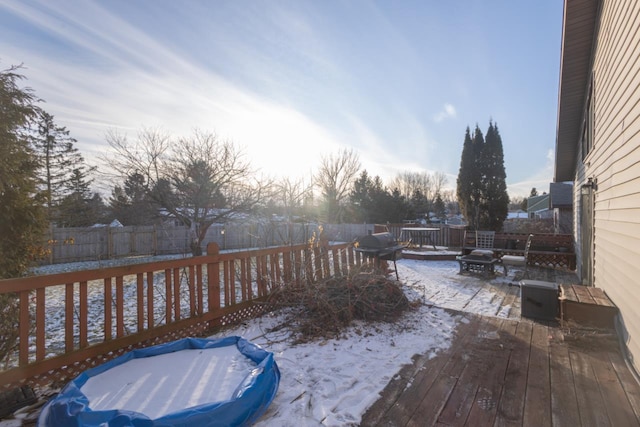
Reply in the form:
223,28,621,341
43,222,380,265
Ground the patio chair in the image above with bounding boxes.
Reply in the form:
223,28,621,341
475,231,495,249
501,234,533,279
469,230,495,258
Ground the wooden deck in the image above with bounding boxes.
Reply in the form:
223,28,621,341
361,268,640,426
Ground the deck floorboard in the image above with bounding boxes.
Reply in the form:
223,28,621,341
361,267,640,427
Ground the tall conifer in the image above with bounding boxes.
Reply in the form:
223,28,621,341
457,122,509,230
456,127,474,225
481,121,509,230
0,66,46,278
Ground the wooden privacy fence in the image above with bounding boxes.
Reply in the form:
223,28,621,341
0,242,363,391
45,224,191,264
44,223,571,265
43,223,372,265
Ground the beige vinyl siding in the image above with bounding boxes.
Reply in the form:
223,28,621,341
573,154,586,278
586,0,640,371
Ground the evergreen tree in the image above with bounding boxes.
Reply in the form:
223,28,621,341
456,122,508,230
108,172,157,225
350,170,373,222
456,127,473,226
32,112,86,217
56,168,103,227
109,185,130,222
388,188,407,223
433,192,447,222
0,65,47,278
349,171,397,223
409,189,429,221
368,176,395,223
456,126,484,229
479,121,509,230
0,65,47,365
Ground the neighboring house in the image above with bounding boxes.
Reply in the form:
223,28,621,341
555,0,640,372
549,182,573,234
526,193,551,219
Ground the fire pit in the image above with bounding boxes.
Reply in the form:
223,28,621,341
355,232,406,279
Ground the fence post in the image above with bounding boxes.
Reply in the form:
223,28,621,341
46,223,53,264
107,226,113,259
153,224,158,255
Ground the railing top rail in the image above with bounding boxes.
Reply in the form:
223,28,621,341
1,242,353,294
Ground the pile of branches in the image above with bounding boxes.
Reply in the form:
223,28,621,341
268,269,410,342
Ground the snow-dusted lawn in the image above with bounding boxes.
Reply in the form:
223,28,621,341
30,256,517,426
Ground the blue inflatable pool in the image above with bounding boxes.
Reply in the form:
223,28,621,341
38,336,280,427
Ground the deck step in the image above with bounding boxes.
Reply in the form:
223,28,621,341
560,284,618,329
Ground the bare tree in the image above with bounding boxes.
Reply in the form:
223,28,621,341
315,148,361,223
431,171,448,198
105,128,273,254
389,171,433,199
388,171,449,221
105,127,172,186
276,176,314,220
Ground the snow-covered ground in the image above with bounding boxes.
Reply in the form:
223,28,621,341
26,255,518,426
210,259,515,426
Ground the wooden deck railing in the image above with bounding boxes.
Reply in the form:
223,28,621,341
0,242,361,390
462,232,576,270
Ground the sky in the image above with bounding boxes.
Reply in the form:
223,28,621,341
0,1,564,198
30,255,518,426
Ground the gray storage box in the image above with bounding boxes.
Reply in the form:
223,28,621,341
520,280,559,320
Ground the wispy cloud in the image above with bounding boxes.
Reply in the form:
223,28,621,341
0,1,350,180
433,103,457,122
1,0,563,196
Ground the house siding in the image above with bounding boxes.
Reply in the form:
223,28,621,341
585,0,640,370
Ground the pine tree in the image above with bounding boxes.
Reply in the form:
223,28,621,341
456,127,474,224
0,65,47,278
457,126,484,229
433,192,447,222
108,173,157,225
0,65,47,365
33,112,78,211
350,170,373,222
456,122,508,230
32,111,97,225
480,121,509,230
56,168,102,227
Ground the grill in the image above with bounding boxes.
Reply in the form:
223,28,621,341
355,232,406,279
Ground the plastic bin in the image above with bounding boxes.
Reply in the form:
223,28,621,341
520,280,559,320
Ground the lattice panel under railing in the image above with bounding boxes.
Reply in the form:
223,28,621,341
492,251,576,271
528,252,576,270
1,243,354,393
220,303,270,327
2,302,274,392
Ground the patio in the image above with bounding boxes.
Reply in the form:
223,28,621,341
361,265,640,426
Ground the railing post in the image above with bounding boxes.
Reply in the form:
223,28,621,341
19,291,30,366
207,243,221,317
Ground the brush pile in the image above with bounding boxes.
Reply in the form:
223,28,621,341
268,269,410,342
